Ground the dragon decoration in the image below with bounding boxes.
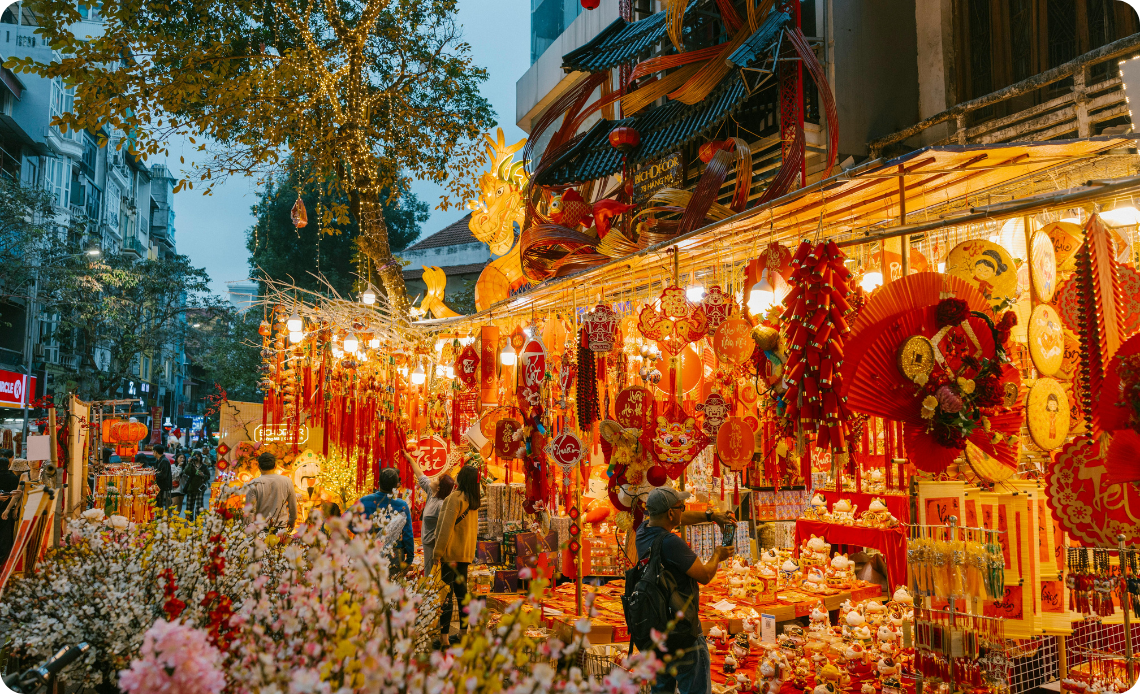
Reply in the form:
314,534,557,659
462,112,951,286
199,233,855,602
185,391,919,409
413,0,835,318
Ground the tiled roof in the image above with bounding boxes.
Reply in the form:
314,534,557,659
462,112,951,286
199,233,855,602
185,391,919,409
561,8,694,73
402,262,487,279
538,12,788,186
404,213,477,252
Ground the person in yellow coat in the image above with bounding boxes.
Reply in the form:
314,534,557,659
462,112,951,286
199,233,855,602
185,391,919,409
432,465,481,646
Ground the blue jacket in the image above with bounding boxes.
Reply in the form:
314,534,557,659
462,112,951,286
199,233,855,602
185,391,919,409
358,491,414,563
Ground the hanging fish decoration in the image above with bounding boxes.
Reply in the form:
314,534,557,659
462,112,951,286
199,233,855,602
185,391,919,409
291,195,308,228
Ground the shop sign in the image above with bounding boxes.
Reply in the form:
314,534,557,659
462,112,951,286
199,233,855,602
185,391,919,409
254,423,310,444
0,369,34,409
632,151,683,202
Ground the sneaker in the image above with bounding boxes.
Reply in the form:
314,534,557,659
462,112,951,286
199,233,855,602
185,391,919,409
431,639,442,651
449,634,463,645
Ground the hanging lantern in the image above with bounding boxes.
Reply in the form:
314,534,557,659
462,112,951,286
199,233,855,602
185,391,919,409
361,287,377,305
291,195,308,228
581,0,600,8
607,126,640,153
286,311,303,332
583,303,619,353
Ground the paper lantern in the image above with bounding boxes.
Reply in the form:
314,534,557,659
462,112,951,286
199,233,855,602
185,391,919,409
716,417,754,471
646,465,668,487
608,126,640,153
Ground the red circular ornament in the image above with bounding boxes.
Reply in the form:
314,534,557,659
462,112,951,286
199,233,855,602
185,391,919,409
569,523,580,536
608,126,640,153
569,540,581,553
414,436,450,477
568,506,580,520
716,417,755,471
646,465,668,487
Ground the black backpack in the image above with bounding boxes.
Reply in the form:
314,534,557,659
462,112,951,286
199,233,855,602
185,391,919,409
621,533,699,654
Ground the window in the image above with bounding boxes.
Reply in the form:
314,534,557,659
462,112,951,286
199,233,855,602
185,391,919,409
43,157,70,207
69,168,85,207
49,77,81,142
85,182,102,222
81,132,97,174
22,156,38,187
105,181,120,228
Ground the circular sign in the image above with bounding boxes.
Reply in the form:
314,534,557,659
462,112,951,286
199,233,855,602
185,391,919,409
717,417,755,471
1057,332,1082,381
1027,378,1070,451
945,239,1018,309
738,380,758,406
652,345,702,396
1030,230,1058,303
519,338,547,388
713,318,756,366
1028,304,1064,376
897,335,935,383
546,432,586,470
1043,221,1083,273
414,436,450,477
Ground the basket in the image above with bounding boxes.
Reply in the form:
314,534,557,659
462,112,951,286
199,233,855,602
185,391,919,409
579,644,652,694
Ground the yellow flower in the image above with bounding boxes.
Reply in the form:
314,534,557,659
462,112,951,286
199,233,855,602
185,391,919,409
921,396,938,420
914,373,929,386
957,377,975,394
265,534,280,547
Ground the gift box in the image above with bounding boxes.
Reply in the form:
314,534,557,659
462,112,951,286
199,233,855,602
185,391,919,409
492,570,519,593
476,541,502,565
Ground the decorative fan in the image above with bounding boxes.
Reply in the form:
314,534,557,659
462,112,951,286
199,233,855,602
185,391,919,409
1106,429,1140,486
1053,265,1140,338
1100,332,1140,433
851,272,989,335
1046,434,1140,546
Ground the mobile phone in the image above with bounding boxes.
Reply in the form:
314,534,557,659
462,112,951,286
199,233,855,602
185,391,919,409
721,523,737,547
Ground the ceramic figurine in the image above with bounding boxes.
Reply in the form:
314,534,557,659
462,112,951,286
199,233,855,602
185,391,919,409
733,632,750,660
803,567,827,593
860,497,898,528
709,624,727,648
827,553,855,588
724,651,738,674
808,602,830,631
831,498,857,524
864,600,887,625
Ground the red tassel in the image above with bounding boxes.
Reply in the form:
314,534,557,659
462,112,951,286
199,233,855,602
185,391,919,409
733,475,740,506
720,476,725,501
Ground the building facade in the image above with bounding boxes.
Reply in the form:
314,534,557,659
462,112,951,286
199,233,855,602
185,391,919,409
1,1,189,425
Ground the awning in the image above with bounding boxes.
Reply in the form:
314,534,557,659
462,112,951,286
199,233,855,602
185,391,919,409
0,67,23,100
427,135,1140,323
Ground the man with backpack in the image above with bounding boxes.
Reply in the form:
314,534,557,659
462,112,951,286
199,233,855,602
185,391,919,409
624,486,735,694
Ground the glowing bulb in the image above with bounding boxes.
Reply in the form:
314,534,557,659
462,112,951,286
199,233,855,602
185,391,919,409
861,271,884,293
288,330,303,344
937,262,946,273
361,288,377,305
524,327,533,338
286,312,302,332
333,346,344,358
411,364,426,385
1100,205,1140,226
369,337,380,349
746,269,784,315
435,364,446,377
446,365,455,379
500,344,516,366
343,334,359,354
686,286,705,302
398,366,409,377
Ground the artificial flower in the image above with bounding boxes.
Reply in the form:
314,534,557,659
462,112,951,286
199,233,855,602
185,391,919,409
935,385,963,413
936,298,970,328
118,620,226,694
957,377,975,394
920,396,938,420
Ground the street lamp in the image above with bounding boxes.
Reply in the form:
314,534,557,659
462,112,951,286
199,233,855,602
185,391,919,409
86,248,100,256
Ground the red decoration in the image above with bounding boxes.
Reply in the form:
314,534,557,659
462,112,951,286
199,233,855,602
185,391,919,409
638,286,709,357
699,285,735,332
414,436,450,477
782,241,853,464
545,431,586,469
695,393,729,438
495,419,523,459
455,344,480,389
1046,434,1140,545
712,318,754,366
583,303,619,352
608,126,640,153
615,386,653,431
698,140,734,163
520,338,547,388
651,406,708,477
716,417,754,471
646,465,668,487
580,0,599,8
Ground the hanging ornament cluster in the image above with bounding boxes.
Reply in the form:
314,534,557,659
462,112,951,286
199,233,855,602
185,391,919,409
576,328,600,428
583,303,619,353
782,241,853,468
638,286,709,357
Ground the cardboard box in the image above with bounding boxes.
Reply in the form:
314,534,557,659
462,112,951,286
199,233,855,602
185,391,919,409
492,570,519,593
476,541,502,565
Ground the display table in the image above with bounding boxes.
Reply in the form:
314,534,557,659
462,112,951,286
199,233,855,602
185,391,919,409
816,489,911,523
794,518,908,589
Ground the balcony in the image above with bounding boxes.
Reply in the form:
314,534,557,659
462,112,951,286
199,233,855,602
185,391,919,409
43,126,85,160
122,235,147,258
869,33,1140,157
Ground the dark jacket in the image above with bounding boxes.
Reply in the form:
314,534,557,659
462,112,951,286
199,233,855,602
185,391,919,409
183,461,209,494
154,456,172,492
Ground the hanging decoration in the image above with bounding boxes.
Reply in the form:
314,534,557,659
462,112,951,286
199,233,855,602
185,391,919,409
651,408,708,478
1027,305,1064,377
291,195,308,228
583,304,620,352
638,286,710,357
781,241,853,470
696,392,730,438
713,317,755,366
716,416,754,471
455,344,480,389
944,239,1018,310
1046,434,1140,546
699,285,736,332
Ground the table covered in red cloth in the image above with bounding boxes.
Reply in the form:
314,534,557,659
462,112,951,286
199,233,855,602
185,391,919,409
816,490,910,523
794,519,909,590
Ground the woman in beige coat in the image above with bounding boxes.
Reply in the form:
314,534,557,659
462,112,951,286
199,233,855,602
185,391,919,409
432,465,480,645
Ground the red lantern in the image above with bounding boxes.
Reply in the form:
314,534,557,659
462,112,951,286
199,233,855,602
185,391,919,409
581,0,600,8
608,126,640,153
646,465,668,487
699,140,734,163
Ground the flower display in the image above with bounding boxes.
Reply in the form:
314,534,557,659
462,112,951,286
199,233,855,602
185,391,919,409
119,619,227,694
2,489,661,694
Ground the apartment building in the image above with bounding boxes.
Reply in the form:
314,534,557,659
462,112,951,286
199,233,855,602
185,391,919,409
0,1,188,422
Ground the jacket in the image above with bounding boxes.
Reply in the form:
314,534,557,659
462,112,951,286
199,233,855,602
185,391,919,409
358,491,414,564
242,472,298,529
154,456,172,492
433,491,478,564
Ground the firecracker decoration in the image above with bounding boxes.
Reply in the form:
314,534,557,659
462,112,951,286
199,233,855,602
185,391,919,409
576,329,600,428
1073,215,1126,434
638,286,709,357
583,303,620,353
568,505,581,554
781,241,853,473
700,285,736,333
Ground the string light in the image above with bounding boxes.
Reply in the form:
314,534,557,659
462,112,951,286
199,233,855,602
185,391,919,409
411,364,426,385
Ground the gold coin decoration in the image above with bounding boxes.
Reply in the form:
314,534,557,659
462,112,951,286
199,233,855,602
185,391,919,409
897,335,936,383
1030,230,1058,303
945,240,1018,310
1028,304,1064,376
1026,378,1070,451
965,441,1016,483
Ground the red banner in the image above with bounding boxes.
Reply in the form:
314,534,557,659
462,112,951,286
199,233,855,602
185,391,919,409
0,369,35,409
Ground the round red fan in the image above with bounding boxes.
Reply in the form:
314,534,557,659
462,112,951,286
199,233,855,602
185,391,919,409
1106,429,1140,486
1099,331,1140,433
851,272,990,335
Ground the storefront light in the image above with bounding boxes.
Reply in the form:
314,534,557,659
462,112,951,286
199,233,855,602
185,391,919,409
361,288,377,305
369,337,380,349
686,286,705,302
286,311,303,332
288,330,303,344
411,364,426,385
435,364,446,377
860,271,884,293
343,334,359,354
500,343,516,366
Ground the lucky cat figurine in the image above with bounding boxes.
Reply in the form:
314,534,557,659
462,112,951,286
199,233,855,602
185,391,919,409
733,632,750,660
808,602,830,631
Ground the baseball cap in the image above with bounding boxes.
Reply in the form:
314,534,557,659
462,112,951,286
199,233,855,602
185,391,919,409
645,486,692,516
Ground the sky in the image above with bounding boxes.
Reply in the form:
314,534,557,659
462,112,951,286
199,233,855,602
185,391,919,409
164,0,530,297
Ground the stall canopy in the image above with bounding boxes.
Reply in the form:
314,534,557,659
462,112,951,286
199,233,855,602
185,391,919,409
418,135,1140,326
